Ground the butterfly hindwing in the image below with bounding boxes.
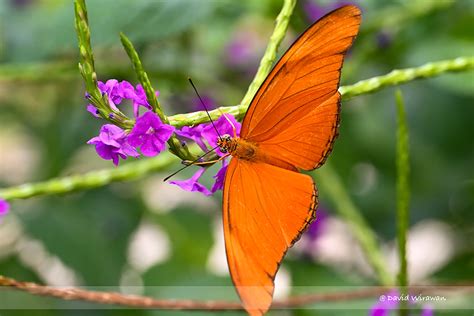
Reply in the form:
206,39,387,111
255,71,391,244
223,158,317,315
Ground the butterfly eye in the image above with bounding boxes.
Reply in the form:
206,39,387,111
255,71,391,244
221,134,232,142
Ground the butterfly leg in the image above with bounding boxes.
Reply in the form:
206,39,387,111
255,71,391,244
182,153,231,166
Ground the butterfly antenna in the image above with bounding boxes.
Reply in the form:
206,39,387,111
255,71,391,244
163,144,220,182
188,78,222,141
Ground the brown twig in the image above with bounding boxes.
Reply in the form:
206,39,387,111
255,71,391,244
1,275,473,311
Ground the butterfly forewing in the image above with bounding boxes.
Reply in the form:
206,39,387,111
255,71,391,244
241,5,361,170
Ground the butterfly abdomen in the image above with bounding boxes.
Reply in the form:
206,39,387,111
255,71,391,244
231,138,298,171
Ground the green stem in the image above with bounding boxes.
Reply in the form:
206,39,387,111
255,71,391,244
314,164,393,286
74,0,132,128
0,152,176,200
395,90,410,314
239,0,296,109
339,56,474,99
119,33,163,118
119,32,194,160
74,0,96,94
167,56,474,128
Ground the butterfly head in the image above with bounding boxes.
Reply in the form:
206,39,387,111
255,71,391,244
217,134,236,154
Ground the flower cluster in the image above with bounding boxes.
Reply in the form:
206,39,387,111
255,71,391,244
170,114,241,196
85,80,238,195
86,80,174,165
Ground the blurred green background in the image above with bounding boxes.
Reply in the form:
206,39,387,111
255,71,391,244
0,0,473,315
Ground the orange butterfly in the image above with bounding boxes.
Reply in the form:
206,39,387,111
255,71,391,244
216,5,361,315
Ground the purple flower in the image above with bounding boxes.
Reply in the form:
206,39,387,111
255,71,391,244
226,36,254,67
225,29,265,75
127,111,175,157
87,104,100,118
87,80,155,118
175,125,208,152
0,199,10,217
306,208,328,241
169,168,212,196
132,84,157,118
87,124,138,166
98,79,120,102
376,30,393,50
211,161,228,193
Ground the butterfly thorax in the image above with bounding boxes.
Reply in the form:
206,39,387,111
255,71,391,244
217,134,258,161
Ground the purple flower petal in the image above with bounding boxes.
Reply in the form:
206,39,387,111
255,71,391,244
87,104,100,118
94,142,115,161
169,168,212,196
140,136,160,157
175,125,209,152
92,80,158,118
128,111,175,157
306,208,328,241
97,124,124,147
211,161,228,193
119,142,140,158
0,199,10,217
134,84,149,105
87,124,138,166
118,81,136,99
98,79,118,93
99,79,123,105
